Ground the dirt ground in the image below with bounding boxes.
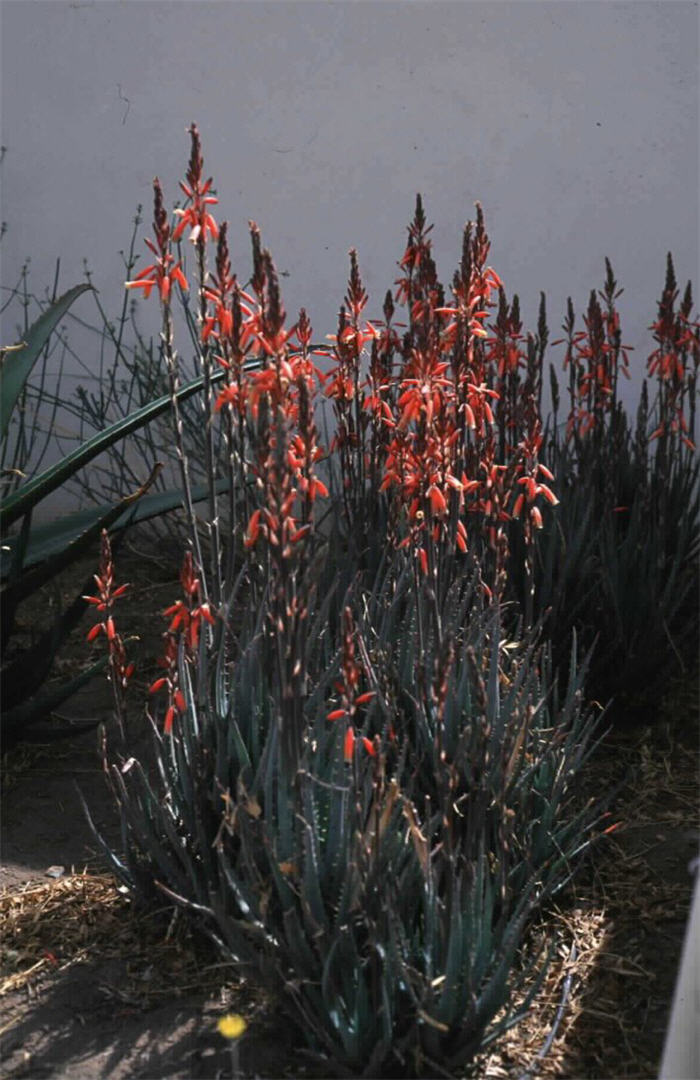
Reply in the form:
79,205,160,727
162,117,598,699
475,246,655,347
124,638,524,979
1,537,698,1079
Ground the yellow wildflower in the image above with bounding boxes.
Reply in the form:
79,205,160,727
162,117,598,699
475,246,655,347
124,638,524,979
217,1014,247,1040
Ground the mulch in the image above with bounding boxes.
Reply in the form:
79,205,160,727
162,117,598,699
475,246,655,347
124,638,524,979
478,686,699,1079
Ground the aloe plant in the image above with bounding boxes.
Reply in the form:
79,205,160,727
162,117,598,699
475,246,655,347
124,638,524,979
86,542,603,1077
80,128,698,1078
517,386,699,715
500,259,700,715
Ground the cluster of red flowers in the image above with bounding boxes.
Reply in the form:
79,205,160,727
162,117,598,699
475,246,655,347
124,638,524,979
549,256,699,454
326,607,377,762
84,530,134,736
120,130,564,739
511,416,558,528
197,220,331,561
172,123,219,247
487,290,527,383
125,178,188,303
149,634,185,736
485,290,529,454
554,274,633,441
647,256,699,450
123,136,337,744
323,196,556,587
238,328,329,555
149,552,215,734
164,551,215,653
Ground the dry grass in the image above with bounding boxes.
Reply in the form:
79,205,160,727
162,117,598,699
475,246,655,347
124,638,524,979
476,674,699,1079
0,872,253,1020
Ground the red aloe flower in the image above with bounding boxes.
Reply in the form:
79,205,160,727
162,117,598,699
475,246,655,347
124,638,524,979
125,178,188,302
510,414,558,531
361,735,376,757
647,256,699,450
84,531,130,646
162,552,216,654
125,256,188,302
343,725,355,763
84,530,134,737
396,351,451,429
172,123,219,245
327,608,377,756
202,223,257,347
341,726,377,761
150,632,188,736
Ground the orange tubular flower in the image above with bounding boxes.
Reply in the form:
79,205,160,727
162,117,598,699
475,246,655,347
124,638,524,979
156,552,217,688
244,509,262,548
327,607,379,763
125,254,188,303
428,484,447,517
125,178,189,302
215,382,247,415
308,476,329,501
150,627,188,737
83,531,130,646
172,123,219,245
85,530,135,720
344,725,355,762
173,189,219,245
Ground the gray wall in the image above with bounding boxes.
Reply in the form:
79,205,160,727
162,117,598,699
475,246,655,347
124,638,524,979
1,0,698,513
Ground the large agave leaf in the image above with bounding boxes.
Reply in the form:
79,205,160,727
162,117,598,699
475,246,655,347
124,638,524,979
0,360,261,530
0,284,93,440
0,477,235,577
2,653,108,746
1,469,161,609
2,554,113,723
